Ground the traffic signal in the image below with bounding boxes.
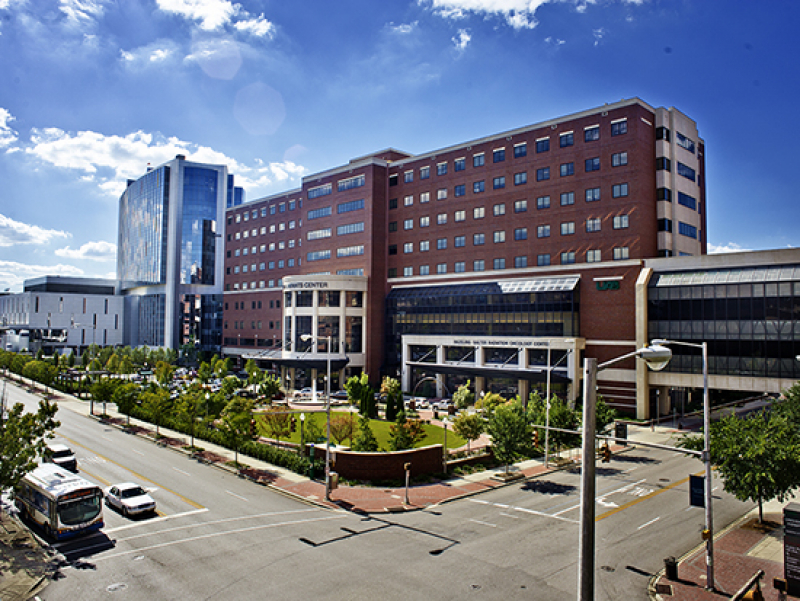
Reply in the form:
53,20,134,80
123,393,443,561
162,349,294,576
291,417,297,433
250,419,256,438
533,429,540,448
601,445,611,463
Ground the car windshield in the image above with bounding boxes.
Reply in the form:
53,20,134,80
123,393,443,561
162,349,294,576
52,449,73,458
121,487,146,498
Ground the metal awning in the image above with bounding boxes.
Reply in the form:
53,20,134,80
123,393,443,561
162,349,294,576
244,352,350,372
407,361,571,383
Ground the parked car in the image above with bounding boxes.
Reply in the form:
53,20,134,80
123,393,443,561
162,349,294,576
294,387,313,399
330,390,349,400
44,443,77,471
104,483,156,517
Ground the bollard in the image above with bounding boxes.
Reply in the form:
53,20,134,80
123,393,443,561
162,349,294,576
664,556,678,581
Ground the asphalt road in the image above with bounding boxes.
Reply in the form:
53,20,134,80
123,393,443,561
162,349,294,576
7,383,754,600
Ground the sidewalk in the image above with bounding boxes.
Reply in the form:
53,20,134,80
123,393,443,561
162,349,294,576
649,498,791,600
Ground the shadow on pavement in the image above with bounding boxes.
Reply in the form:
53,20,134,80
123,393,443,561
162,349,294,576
520,479,577,495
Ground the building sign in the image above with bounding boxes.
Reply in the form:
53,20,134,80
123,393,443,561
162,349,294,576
285,281,330,290
452,338,551,348
785,503,800,596
596,281,621,291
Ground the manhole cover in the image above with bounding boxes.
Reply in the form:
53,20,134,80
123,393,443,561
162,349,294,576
107,583,128,592
600,565,615,572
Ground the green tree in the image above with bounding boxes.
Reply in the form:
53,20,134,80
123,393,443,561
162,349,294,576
91,377,119,417
262,406,292,445
388,409,414,451
81,351,91,368
475,391,505,413
154,360,175,388
682,410,800,523
176,389,205,449
245,359,263,388
67,351,76,368
528,395,580,457
105,353,120,374
487,403,531,475
197,362,213,387
142,387,172,436
118,356,135,375
352,414,379,452
112,382,139,426
346,373,376,418
777,382,800,431
452,412,484,455
329,413,357,446
0,399,60,492
381,376,401,422
258,374,281,404
453,380,475,410
219,397,253,466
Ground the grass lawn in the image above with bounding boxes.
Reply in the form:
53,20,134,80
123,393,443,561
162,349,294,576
255,410,466,451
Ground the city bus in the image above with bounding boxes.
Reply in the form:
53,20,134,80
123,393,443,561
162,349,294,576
15,463,104,540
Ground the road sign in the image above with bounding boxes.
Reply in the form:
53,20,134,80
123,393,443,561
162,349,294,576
689,474,704,508
615,422,627,446
784,503,800,596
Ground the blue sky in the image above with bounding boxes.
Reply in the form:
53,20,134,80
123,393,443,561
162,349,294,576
0,0,797,291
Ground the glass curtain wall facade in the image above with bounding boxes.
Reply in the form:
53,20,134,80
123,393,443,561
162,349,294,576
181,167,219,285
648,264,800,379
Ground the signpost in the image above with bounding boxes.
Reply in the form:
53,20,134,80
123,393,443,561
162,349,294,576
689,474,705,508
784,502,800,597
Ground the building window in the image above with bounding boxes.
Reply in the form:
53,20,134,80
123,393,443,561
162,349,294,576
473,233,485,245
337,245,364,257
455,157,466,171
584,126,599,142
514,227,527,240
404,242,414,253
586,217,601,233
585,157,600,172
678,192,697,210
656,126,670,141
561,192,575,206
436,263,447,274
403,266,413,277
537,254,551,266
420,265,430,275
420,240,430,252
337,174,365,192
388,244,397,256
455,210,466,222
437,238,447,250
437,213,447,225
493,176,506,189
437,162,448,176
561,251,576,264
657,188,672,202
656,157,671,171
404,170,413,183
389,221,397,232
308,183,332,199
388,268,397,278
403,219,413,231
613,214,629,229
612,183,629,198
514,256,527,268
514,172,527,185
679,222,698,238
420,191,430,203
308,206,332,220
612,151,628,167
473,206,485,219
420,166,430,179
658,218,673,232
514,200,527,213
560,162,574,177
537,195,550,210
676,132,696,153
585,187,600,202
404,195,413,207
536,167,550,181
473,153,485,167
561,221,575,235
474,259,485,271
586,249,601,262
420,216,430,227
338,198,365,214
389,198,398,210
307,250,331,262
389,174,398,187
493,203,505,216
437,188,447,200
536,138,550,153
337,222,364,235
454,235,466,247
493,148,505,163
454,184,466,197
537,225,550,238
560,132,574,147
494,231,506,243
473,180,485,194
611,120,627,136
613,247,630,260
677,162,696,182
454,261,466,273
514,142,527,158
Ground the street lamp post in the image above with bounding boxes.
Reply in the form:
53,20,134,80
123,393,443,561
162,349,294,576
651,338,714,591
442,417,449,474
578,344,672,601
545,348,572,468
301,333,332,501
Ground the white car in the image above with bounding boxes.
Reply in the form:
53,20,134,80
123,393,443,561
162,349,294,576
104,483,157,517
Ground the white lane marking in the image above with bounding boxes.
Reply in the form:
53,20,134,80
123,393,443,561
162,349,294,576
102,436,113,442
622,467,639,474
467,498,579,524
469,518,496,528
225,490,248,502
470,499,490,505
172,467,190,476
495,503,510,508
553,504,580,516
499,512,519,519
93,514,348,562
637,516,661,531
132,450,144,456
553,478,648,516
684,506,694,512
103,508,210,534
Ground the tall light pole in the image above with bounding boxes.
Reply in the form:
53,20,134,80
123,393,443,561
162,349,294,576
578,344,672,601
301,333,332,501
651,338,714,591
545,348,572,468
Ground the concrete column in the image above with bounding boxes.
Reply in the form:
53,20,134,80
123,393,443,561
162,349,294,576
436,344,445,397
401,338,411,392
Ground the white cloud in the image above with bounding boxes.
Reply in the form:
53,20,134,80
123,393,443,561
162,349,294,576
0,107,18,148
0,214,70,247
707,242,751,254
233,14,275,38
55,240,116,261
22,126,306,199
593,27,605,46
545,36,566,46
156,0,238,31
59,0,109,29
185,35,242,79
0,260,85,292
386,21,419,35
120,40,178,68
452,28,471,52
419,0,551,29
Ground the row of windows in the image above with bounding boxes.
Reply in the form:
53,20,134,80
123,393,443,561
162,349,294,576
228,279,283,291
230,257,300,273
230,199,300,224
230,220,299,241
306,221,365,240
307,245,366,262
229,238,299,257
389,246,631,277
395,122,628,184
